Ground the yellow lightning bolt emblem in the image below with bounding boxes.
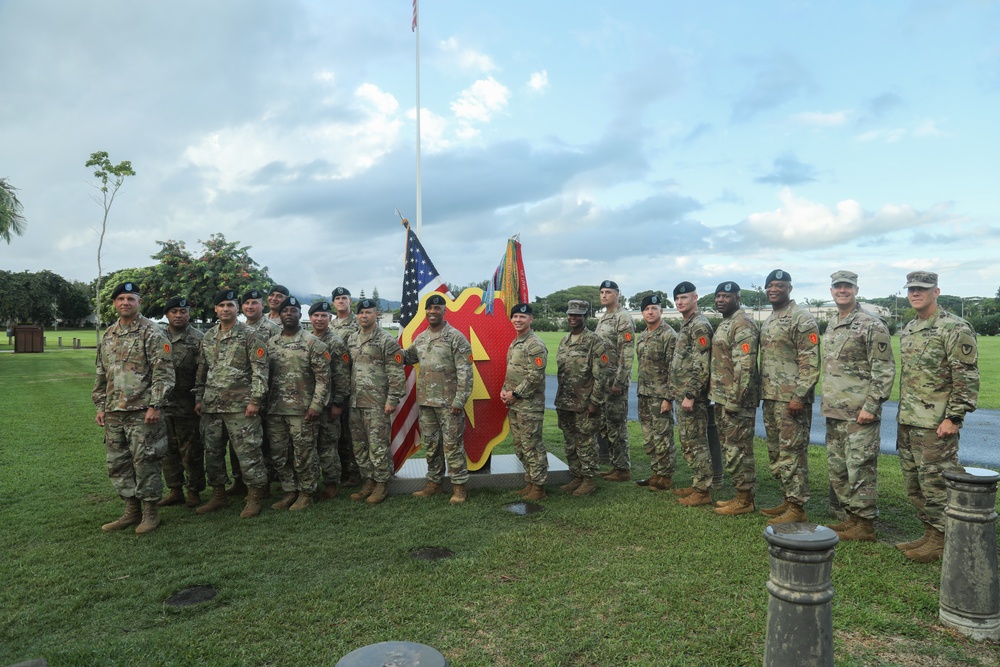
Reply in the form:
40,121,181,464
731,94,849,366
465,326,491,427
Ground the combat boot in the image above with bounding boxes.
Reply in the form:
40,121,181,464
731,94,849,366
101,497,142,532
270,491,297,510
135,502,160,535
905,527,944,563
289,492,313,511
184,489,202,508
714,491,755,516
603,469,631,482
366,482,389,505
672,486,695,497
767,502,807,526
343,471,362,488
715,495,739,508
240,486,265,518
412,481,443,498
449,484,468,505
827,514,857,534
226,477,248,497
648,475,673,491
319,485,339,500
679,488,712,507
512,482,533,496
523,484,547,501
350,479,376,501
559,477,583,493
760,500,790,517
573,478,597,497
196,486,229,514
837,517,876,542
895,524,934,552
156,487,184,507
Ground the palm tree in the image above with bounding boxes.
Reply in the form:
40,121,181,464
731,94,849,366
0,178,27,243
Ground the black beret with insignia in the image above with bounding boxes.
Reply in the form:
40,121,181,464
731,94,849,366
242,289,265,302
640,294,663,310
356,298,377,313
269,284,290,296
673,281,697,298
308,301,332,315
164,296,190,310
510,303,533,316
278,296,301,312
214,289,239,305
765,269,791,286
599,279,619,291
332,286,351,298
111,282,140,299
715,281,740,295
426,294,446,307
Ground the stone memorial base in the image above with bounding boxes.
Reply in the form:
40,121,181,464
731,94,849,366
389,453,571,495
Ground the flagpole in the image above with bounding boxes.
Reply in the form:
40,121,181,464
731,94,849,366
414,0,422,239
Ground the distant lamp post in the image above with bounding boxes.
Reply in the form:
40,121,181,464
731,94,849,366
961,297,982,319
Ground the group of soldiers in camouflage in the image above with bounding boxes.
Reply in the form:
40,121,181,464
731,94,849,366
501,269,977,565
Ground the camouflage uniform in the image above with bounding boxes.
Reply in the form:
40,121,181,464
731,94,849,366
636,323,677,478
346,327,405,483
93,316,175,501
594,307,635,471
239,315,279,481
332,313,360,336
822,304,895,520
331,315,360,480
246,316,280,338
194,322,270,490
897,309,978,531
315,329,351,486
672,313,714,490
556,330,608,480
267,329,331,495
402,322,474,484
504,331,549,484
161,324,206,494
709,310,760,492
760,300,820,504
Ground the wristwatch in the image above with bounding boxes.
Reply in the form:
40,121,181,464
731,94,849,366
947,415,963,426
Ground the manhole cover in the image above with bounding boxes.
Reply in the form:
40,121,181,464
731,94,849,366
409,547,455,560
503,502,544,515
164,585,218,607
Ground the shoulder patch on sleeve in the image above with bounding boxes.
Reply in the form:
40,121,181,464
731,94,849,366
624,332,632,342
342,353,350,363
323,351,331,361
956,331,978,364
534,357,544,367
164,343,171,354
394,352,403,363
601,353,609,364
698,336,708,347
468,353,474,362
808,332,819,345
256,347,265,358
741,342,750,354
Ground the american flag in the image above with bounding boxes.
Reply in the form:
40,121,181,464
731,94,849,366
411,0,418,32
390,223,449,471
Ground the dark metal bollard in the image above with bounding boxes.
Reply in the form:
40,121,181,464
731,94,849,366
706,403,724,488
763,523,838,667
939,467,1000,640
337,641,448,667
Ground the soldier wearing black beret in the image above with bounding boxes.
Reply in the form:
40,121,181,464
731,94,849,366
595,279,635,482
242,289,279,337
267,285,290,324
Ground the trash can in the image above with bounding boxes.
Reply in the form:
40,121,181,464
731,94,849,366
13,325,44,353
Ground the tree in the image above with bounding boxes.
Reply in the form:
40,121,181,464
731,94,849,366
537,285,602,316
58,280,93,327
749,283,766,310
371,286,380,309
95,267,152,325
0,178,27,244
86,151,135,339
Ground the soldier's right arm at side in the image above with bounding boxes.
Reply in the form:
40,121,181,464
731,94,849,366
732,320,759,408
863,321,896,417
246,329,269,407
945,322,980,417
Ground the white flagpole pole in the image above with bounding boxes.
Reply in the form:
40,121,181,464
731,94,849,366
414,0,422,239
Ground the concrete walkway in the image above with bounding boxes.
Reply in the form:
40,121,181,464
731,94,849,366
543,376,999,469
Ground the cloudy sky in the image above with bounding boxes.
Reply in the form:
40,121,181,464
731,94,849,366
2,1,998,304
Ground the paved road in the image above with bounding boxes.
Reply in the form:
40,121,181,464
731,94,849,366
543,376,999,469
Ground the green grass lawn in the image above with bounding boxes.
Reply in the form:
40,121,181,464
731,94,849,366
538,331,1000,410
1,351,998,666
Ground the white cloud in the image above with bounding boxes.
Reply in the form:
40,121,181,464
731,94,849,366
856,127,906,143
439,37,497,73
790,110,851,126
914,118,948,137
527,70,550,93
451,76,510,122
408,106,452,153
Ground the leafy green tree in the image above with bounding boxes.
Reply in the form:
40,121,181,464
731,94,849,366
86,151,135,340
371,286,380,309
58,280,93,326
0,178,27,244
537,285,602,316
0,270,67,325
95,267,152,325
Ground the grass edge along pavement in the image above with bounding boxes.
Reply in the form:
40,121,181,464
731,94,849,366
1,352,999,666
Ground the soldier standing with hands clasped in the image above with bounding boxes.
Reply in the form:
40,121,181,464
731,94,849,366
634,294,677,491
594,280,635,482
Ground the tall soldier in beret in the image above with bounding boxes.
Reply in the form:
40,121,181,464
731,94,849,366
331,285,361,487
242,288,280,338
670,281,716,507
895,271,978,563
266,284,289,325
555,300,608,497
821,271,895,541
308,300,351,500
157,297,206,509
346,298,406,505
403,294,475,504
594,279,635,482
267,297,331,511
194,289,271,518
710,282,761,516
759,269,820,524
93,282,175,534
501,303,550,500
635,294,677,491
